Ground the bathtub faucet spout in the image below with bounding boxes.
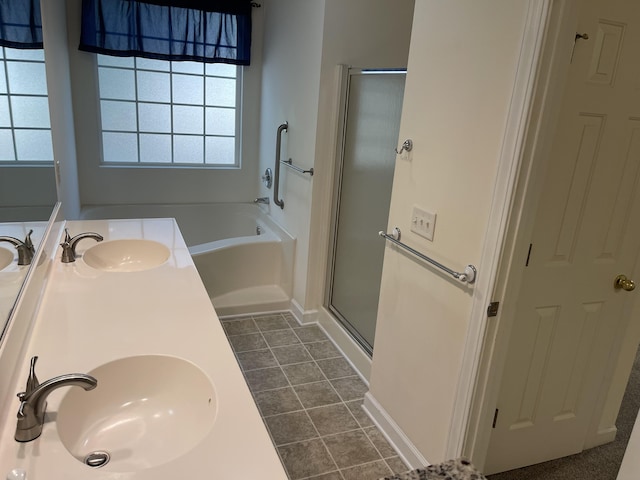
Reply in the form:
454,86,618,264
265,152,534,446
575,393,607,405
254,197,270,205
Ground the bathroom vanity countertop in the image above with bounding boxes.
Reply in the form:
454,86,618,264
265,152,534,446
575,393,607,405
0,218,288,480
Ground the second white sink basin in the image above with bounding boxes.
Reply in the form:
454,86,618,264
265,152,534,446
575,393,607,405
57,355,217,472
82,239,170,272
0,247,14,270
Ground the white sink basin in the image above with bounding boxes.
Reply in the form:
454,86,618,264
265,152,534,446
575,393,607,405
82,239,170,272
0,247,13,270
57,355,217,472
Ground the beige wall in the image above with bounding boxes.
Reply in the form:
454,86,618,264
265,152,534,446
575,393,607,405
368,0,531,462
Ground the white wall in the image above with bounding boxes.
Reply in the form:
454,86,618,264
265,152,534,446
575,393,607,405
257,0,325,307
368,0,530,463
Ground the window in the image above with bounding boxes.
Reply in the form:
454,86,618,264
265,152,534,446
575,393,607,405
97,54,240,167
0,48,53,163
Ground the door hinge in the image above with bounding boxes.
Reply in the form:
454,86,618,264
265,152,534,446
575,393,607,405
492,408,499,428
487,302,500,317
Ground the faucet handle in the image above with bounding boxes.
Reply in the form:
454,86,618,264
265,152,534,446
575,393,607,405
16,392,27,418
25,356,39,395
24,230,34,251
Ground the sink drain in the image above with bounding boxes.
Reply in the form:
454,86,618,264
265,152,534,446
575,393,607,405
84,451,110,468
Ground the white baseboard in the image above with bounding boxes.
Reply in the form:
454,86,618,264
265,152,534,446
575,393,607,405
316,308,371,381
364,392,429,470
290,298,319,324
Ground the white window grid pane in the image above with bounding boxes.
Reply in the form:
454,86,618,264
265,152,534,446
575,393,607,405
11,96,51,128
7,61,48,94
0,47,53,164
0,129,15,160
97,57,240,166
5,49,45,61
15,129,53,161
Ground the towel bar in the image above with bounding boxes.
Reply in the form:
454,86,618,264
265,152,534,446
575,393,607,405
379,227,477,284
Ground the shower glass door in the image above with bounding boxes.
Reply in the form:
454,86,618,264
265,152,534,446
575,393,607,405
328,68,405,354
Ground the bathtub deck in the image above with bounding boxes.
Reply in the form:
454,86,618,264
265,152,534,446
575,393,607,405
212,284,291,317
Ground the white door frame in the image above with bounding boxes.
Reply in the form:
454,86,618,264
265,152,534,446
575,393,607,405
444,0,581,467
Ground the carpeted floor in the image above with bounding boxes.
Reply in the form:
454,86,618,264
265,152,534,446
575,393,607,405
488,346,640,480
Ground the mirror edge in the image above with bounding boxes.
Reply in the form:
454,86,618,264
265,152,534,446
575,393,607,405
0,202,63,407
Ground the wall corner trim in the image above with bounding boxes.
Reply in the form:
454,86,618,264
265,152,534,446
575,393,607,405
289,298,319,324
363,392,430,470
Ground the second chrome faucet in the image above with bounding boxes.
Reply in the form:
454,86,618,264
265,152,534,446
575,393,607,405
15,356,97,442
0,229,35,266
60,229,104,263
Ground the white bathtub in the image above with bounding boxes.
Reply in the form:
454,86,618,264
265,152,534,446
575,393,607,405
81,203,295,316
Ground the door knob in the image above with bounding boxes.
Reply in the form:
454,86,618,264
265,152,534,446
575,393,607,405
614,275,636,291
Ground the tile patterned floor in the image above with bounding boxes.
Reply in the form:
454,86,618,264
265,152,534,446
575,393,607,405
220,311,409,480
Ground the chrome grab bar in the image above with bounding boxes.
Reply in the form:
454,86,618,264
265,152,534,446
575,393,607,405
379,227,477,284
273,122,288,209
281,158,314,176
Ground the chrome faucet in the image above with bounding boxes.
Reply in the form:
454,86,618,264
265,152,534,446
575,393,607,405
60,228,104,263
15,356,97,442
0,229,35,266
254,197,270,205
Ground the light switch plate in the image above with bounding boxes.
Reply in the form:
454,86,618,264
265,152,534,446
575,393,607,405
411,206,436,241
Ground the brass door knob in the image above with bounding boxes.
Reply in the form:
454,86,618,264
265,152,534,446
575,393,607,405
614,275,636,291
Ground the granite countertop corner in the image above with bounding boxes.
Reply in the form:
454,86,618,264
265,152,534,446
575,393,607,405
381,458,487,480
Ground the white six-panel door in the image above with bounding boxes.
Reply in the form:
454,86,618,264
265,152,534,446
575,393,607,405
485,0,640,473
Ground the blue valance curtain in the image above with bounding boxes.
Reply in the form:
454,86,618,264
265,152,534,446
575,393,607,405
0,0,43,49
79,0,252,65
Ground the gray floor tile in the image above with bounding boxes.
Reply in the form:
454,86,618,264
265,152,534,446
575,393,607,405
323,430,381,469
236,348,278,370
221,317,258,335
294,381,342,408
316,357,356,379
263,329,301,347
254,314,291,332
283,312,300,328
331,376,368,401
294,325,328,343
307,403,360,436
282,362,326,385
254,387,303,416
227,332,267,352
365,426,397,458
278,439,337,479
341,460,393,480
305,341,341,360
244,366,289,392
385,456,410,475
272,344,313,365
265,411,318,445
345,400,375,428
220,313,402,480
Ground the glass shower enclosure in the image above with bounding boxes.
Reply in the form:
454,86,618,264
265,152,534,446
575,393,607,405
327,68,406,355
